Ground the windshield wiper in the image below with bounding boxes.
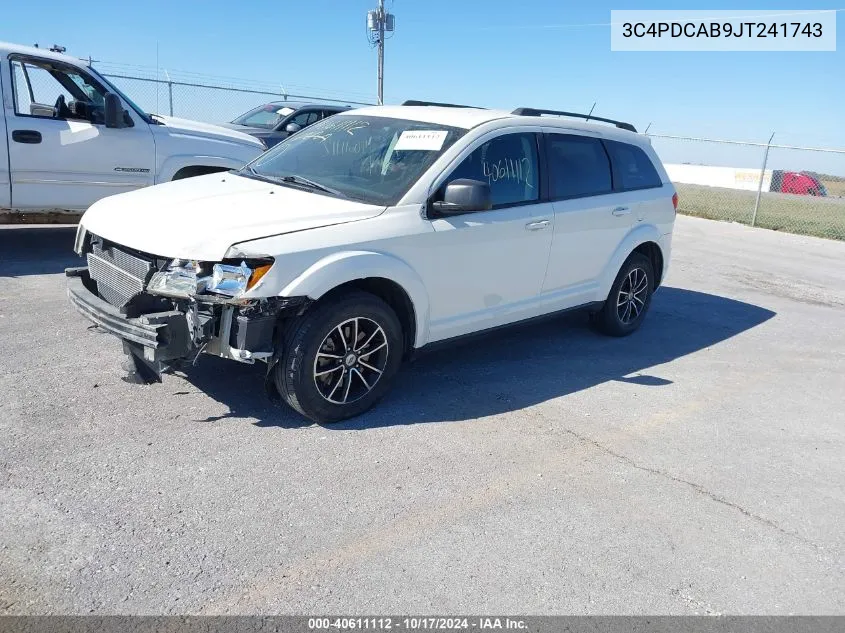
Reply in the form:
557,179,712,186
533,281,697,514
239,168,357,200
278,174,348,199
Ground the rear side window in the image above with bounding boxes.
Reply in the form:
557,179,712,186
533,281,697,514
546,134,612,199
604,140,662,191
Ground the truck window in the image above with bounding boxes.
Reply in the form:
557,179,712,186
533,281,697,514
10,58,107,123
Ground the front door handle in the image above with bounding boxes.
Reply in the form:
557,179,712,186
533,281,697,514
612,206,631,216
525,220,551,231
12,130,42,144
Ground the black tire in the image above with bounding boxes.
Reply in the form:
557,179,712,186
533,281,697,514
592,252,654,337
274,291,404,424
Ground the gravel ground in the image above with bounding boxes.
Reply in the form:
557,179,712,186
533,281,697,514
1,216,843,615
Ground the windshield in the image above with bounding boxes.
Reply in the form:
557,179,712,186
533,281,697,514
244,115,467,205
233,103,296,129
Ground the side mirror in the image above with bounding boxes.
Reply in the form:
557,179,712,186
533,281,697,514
285,122,302,134
431,179,492,215
104,93,127,129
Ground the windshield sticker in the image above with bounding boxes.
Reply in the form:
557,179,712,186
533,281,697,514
276,107,295,116
395,130,448,151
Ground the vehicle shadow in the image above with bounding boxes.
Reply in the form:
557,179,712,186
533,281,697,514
0,226,80,277
183,287,776,428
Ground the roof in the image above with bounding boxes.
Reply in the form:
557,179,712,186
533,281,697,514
345,105,511,129
0,41,89,65
340,105,644,142
266,101,352,110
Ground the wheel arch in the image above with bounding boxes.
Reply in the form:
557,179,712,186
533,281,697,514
171,165,230,180
279,251,431,350
598,225,665,300
632,241,664,288
157,155,245,183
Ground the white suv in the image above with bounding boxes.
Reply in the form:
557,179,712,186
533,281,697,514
68,101,677,423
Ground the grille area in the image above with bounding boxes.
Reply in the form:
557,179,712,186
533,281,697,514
87,241,155,308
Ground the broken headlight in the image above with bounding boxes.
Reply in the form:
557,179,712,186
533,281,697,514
147,258,273,300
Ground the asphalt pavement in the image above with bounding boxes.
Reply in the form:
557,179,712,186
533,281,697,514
1,216,843,614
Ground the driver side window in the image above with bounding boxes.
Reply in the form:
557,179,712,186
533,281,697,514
442,132,540,208
11,58,106,123
288,111,319,128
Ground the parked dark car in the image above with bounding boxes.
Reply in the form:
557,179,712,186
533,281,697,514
220,102,352,148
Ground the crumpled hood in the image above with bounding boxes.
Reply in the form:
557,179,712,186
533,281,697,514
79,173,386,261
156,115,265,149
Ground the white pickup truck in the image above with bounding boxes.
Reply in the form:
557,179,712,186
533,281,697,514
0,42,265,222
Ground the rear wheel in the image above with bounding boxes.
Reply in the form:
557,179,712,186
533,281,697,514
274,291,404,424
592,253,654,337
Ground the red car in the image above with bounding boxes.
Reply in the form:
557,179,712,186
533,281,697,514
771,170,828,196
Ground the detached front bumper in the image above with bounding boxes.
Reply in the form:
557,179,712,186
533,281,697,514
67,269,185,351
66,266,310,384
67,267,194,380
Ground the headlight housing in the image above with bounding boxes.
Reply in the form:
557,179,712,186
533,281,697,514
147,258,273,300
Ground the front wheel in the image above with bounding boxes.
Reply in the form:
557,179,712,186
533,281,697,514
274,291,404,424
592,253,654,337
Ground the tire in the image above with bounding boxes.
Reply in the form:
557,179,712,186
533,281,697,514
592,252,655,337
274,291,404,424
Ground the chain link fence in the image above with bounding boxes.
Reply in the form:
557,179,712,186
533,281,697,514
100,69,845,241
649,134,845,240
99,70,374,125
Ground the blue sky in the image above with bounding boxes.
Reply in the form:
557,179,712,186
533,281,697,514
3,0,844,173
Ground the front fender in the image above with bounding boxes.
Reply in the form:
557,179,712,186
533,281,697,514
156,154,256,183
597,224,664,301
279,251,432,348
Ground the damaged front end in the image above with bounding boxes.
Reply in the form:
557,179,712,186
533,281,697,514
66,232,309,385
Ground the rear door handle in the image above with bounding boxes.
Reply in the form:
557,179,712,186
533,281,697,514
525,220,551,231
612,206,631,216
12,130,42,144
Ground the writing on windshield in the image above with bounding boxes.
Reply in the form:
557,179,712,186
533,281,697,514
249,116,467,206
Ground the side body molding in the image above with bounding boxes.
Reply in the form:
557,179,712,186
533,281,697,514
279,250,432,348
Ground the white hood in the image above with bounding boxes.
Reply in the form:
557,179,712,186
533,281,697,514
80,173,386,261
155,115,265,150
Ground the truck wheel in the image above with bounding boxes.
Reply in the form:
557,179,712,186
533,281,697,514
274,291,404,424
592,253,654,337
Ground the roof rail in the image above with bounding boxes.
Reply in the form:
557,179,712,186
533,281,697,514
511,107,637,133
402,100,483,109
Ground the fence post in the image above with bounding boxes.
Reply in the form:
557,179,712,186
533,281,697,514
751,132,775,227
165,70,174,116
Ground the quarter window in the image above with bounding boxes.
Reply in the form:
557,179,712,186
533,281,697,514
605,140,662,191
444,133,539,207
546,134,612,199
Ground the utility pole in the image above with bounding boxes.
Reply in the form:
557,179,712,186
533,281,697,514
377,0,385,105
367,0,395,104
